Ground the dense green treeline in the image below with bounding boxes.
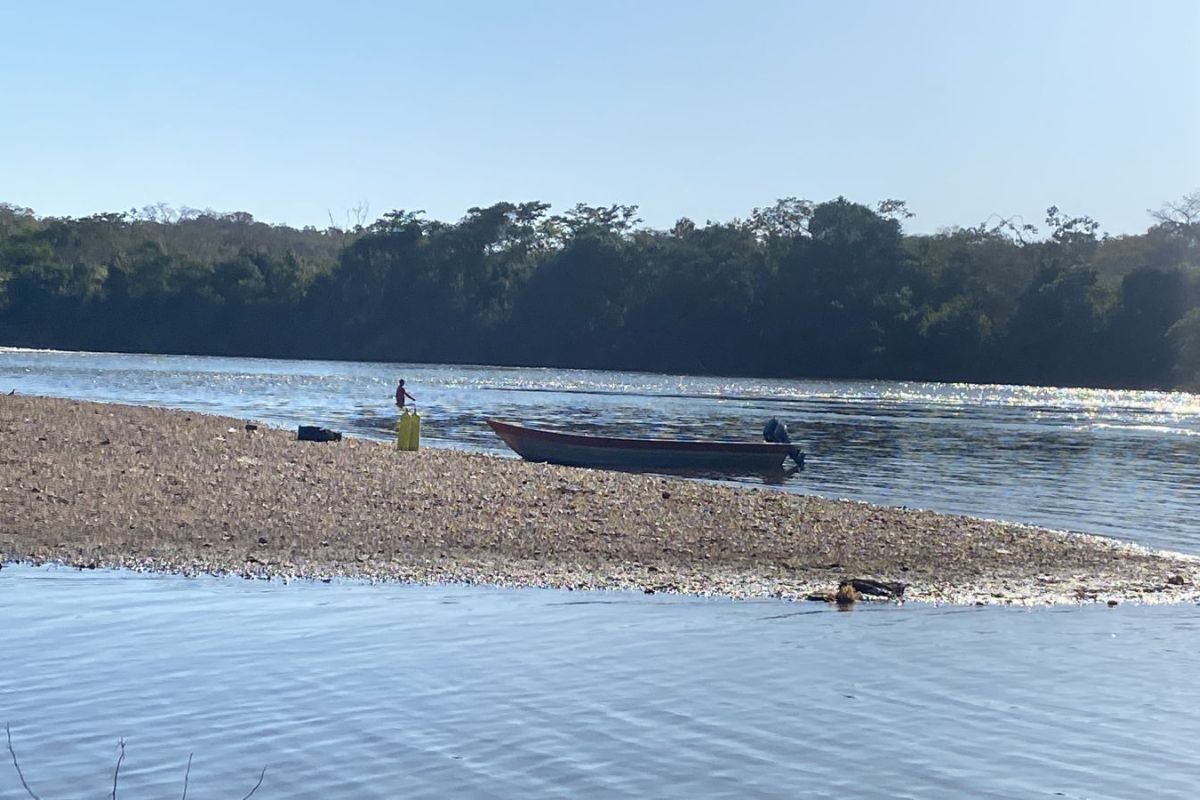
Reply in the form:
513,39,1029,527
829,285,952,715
1,194,1198,389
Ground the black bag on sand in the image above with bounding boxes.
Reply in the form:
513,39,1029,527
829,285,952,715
298,425,342,442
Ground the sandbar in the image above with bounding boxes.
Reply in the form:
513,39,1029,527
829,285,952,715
2,395,1197,606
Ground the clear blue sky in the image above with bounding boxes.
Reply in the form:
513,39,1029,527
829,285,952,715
2,0,1197,236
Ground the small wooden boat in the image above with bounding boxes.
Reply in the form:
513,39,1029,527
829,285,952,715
486,419,802,472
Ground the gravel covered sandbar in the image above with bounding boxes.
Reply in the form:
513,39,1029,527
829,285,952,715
2,395,1197,605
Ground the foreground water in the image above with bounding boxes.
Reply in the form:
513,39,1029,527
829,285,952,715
2,347,1198,552
2,565,1198,799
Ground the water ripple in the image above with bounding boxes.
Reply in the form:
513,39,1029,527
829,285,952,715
2,567,1199,797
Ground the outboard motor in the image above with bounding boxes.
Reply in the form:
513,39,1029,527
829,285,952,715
763,417,805,468
763,417,790,444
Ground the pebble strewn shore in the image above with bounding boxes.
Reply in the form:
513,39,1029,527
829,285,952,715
2,395,1197,605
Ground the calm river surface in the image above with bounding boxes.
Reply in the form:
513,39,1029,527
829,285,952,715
3,565,1199,799
2,348,1199,797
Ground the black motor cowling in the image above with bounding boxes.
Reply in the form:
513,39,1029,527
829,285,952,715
764,417,804,467
763,417,791,444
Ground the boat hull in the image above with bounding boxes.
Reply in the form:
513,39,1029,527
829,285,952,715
486,419,795,471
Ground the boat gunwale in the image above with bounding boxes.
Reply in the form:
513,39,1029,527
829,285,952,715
485,419,794,455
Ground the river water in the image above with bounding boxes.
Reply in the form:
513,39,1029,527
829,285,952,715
2,347,1198,551
2,348,1199,798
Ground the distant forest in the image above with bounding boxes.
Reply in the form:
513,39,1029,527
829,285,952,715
1,193,1198,390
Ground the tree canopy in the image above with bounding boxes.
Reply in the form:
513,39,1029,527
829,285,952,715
1,193,1197,390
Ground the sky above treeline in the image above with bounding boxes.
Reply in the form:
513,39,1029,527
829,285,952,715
2,0,1197,236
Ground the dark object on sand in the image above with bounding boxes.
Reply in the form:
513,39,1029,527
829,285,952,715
298,425,342,442
849,578,906,599
835,582,861,605
487,419,801,472
809,578,907,604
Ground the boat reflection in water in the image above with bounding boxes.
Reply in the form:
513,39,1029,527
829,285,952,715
486,419,804,477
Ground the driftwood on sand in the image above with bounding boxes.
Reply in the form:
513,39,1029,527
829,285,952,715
1,395,1197,606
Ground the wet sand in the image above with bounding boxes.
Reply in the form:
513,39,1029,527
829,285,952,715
1,395,1197,605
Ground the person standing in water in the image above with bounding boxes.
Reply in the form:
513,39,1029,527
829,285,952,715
395,378,415,409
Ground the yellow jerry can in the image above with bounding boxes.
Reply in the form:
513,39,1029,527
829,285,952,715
405,409,421,451
396,410,412,450
396,409,421,451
